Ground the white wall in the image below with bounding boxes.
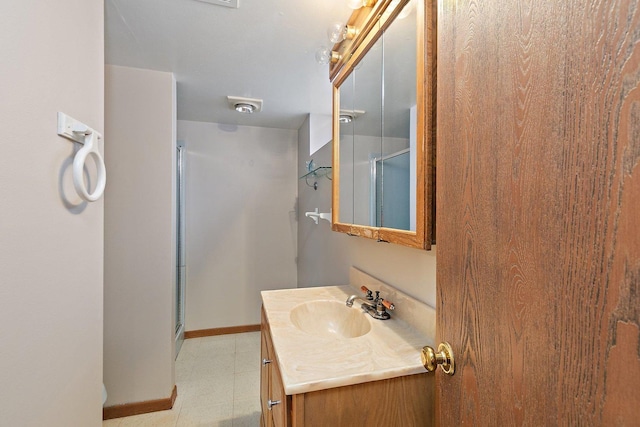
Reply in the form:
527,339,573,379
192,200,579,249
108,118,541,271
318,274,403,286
104,65,176,406
297,116,437,307
178,120,298,330
0,1,104,425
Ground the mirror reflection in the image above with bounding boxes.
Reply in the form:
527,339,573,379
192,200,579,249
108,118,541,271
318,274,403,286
337,2,417,232
338,34,383,227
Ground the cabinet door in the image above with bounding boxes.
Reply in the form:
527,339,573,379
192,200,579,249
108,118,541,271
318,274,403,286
270,357,287,427
260,328,272,427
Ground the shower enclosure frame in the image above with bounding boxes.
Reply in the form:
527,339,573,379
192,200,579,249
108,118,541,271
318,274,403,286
175,142,186,358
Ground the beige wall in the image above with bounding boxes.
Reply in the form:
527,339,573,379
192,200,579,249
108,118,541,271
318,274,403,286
104,65,176,405
178,120,298,330
297,116,437,307
0,1,104,426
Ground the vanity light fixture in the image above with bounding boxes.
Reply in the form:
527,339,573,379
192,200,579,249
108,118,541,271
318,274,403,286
315,0,376,66
227,96,263,113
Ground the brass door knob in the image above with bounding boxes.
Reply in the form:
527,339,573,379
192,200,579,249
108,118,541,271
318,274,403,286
421,342,455,376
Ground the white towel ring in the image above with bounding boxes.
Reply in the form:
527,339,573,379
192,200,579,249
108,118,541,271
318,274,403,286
72,131,106,202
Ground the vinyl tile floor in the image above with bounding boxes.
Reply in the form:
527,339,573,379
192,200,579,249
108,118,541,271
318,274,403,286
103,332,262,427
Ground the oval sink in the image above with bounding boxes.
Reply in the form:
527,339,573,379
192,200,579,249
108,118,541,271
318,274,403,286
290,300,371,339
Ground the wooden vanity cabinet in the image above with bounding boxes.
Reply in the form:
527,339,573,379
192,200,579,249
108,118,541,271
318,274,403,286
260,324,270,427
261,307,290,427
260,306,435,427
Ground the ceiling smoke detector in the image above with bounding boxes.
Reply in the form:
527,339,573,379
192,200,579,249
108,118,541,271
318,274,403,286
194,0,239,8
227,96,263,114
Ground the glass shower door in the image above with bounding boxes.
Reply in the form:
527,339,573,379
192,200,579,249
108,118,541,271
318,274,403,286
175,143,186,358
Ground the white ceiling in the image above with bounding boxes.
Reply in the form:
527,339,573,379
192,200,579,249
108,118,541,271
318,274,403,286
105,0,353,130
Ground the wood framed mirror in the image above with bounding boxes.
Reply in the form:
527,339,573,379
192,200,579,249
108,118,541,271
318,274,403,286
331,0,436,250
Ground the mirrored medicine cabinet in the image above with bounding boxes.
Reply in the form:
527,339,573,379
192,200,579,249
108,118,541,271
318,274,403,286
330,0,436,249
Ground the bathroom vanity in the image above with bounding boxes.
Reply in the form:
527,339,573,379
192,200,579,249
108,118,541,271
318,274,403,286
260,269,436,427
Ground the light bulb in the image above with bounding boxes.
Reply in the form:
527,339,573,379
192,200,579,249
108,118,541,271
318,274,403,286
327,22,358,44
315,46,331,64
315,47,341,64
327,21,347,43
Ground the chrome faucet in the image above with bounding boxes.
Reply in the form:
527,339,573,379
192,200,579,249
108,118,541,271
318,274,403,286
345,294,359,307
346,286,395,320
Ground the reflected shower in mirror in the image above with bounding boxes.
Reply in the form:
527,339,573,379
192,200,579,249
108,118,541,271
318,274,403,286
380,3,416,231
373,148,411,230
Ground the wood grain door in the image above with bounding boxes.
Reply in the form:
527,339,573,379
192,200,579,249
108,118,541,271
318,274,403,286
436,0,640,424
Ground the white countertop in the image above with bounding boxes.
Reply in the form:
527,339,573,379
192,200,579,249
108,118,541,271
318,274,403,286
261,271,436,395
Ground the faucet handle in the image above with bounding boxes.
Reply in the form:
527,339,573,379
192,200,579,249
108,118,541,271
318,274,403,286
360,286,374,300
381,299,395,311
